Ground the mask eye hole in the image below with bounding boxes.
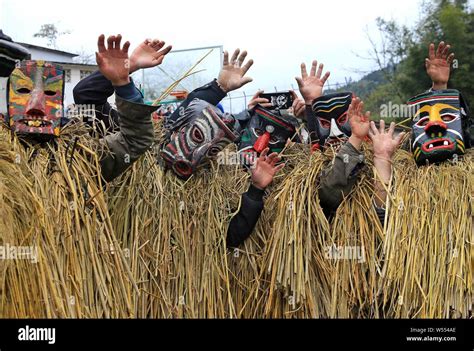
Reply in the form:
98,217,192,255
207,146,221,157
441,114,456,122
319,119,331,129
191,126,204,143
174,161,192,176
337,113,348,125
16,88,31,94
44,90,57,96
415,117,429,127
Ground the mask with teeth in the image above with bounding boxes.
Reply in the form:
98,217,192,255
159,99,239,180
7,60,64,138
408,90,469,165
309,92,353,150
238,105,299,164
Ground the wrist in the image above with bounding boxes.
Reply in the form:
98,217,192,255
304,94,319,105
248,183,266,201
348,135,364,150
373,157,392,184
251,181,266,191
216,79,229,93
129,62,138,74
111,77,131,87
432,82,448,90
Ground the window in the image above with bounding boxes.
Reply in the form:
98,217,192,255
80,70,92,80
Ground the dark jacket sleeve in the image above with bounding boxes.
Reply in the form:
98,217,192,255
99,96,157,182
226,184,265,248
73,70,121,132
374,206,386,227
318,141,365,216
167,79,227,124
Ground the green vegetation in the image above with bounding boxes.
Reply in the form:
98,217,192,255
328,0,473,122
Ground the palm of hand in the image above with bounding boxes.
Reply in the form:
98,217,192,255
131,43,158,69
373,134,398,158
252,161,275,189
350,114,370,139
218,66,243,91
300,76,323,98
427,59,450,84
98,50,129,82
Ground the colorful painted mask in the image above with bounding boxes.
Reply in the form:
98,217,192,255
238,105,299,160
7,60,64,138
160,99,238,179
309,92,352,148
408,90,469,165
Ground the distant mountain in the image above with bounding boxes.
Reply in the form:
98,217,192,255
325,67,392,99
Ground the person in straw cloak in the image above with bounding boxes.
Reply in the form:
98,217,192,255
0,33,161,317
262,42,473,318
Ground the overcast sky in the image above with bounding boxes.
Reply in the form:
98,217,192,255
0,0,462,109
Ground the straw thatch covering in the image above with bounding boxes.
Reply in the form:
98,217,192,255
0,120,472,318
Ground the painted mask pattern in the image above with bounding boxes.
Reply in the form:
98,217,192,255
408,90,466,165
310,92,352,148
160,99,238,179
7,60,64,137
238,105,298,159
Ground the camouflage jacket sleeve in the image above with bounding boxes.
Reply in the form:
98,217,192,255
318,141,365,215
99,96,157,182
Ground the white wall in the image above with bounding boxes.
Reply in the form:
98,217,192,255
62,64,98,107
0,77,7,115
28,47,74,63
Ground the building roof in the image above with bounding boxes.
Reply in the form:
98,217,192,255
53,62,98,68
17,42,78,57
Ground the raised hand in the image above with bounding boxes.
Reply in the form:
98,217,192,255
295,60,330,104
290,91,306,118
217,49,254,93
347,97,370,149
425,41,455,90
96,34,131,86
369,120,406,160
129,38,172,73
369,120,406,207
248,90,272,110
250,148,285,190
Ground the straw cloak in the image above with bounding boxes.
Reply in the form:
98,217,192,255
0,123,136,317
107,128,473,318
0,120,472,318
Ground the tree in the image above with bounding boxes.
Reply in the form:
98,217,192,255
33,24,71,48
361,0,473,117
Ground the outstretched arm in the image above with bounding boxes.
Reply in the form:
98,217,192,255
93,34,157,182
74,35,172,131
227,148,284,248
369,120,405,214
318,98,370,216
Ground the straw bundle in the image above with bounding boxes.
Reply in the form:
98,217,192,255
379,149,473,318
1,116,472,318
0,123,137,318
